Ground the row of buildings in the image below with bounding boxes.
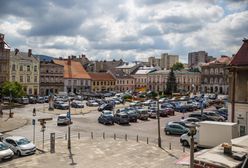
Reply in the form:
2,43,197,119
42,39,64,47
0,33,232,96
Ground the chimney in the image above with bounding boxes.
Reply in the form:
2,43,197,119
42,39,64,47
68,56,71,65
28,49,32,57
15,48,19,55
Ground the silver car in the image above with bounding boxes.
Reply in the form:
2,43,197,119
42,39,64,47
2,136,36,156
0,142,14,161
57,114,71,126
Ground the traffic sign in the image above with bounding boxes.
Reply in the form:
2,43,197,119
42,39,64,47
67,112,71,120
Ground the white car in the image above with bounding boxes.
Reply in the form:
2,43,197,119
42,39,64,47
57,114,71,126
2,136,36,156
0,142,14,161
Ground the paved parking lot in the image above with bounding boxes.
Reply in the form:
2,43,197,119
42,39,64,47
0,138,188,168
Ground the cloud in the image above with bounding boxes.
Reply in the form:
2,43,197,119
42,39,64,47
0,0,247,63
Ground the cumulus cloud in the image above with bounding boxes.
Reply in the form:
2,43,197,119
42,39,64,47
0,0,247,63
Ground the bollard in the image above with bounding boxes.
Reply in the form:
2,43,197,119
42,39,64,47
50,133,55,153
65,133,67,140
78,132,80,139
169,142,171,150
183,146,185,153
136,135,139,142
103,132,105,140
114,133,116,140
91,132,93,139
147,137,149,144
125,134,127,141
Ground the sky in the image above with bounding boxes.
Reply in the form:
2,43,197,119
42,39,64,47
0,0,247,63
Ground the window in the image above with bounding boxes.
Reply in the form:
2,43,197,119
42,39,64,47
20,65,23,71
12,64,16,71
20,76,23,82
68,80,71,85
34,65,37,72
27,76,30,82
28,88,32,95
12,76,15,81
210,68,214,74
74,80,77,85
215,68,218,74
27,65,30,71
34,76,37,83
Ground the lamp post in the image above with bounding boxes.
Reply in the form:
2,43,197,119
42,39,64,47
156,98,161,148
68,99,71,149
186,123,197,168
9,89,13,118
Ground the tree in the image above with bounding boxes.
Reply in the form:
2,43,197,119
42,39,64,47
1,81,25,98
172,62,184,71
165,69,177,94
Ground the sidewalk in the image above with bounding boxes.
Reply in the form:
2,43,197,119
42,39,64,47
0,114,28,133
0,138,188,168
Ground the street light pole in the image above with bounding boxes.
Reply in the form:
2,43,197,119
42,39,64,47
68,99,71,149
156,99,161,148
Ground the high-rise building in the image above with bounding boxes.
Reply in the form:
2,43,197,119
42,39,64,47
160,53,179,70
188,51,208,68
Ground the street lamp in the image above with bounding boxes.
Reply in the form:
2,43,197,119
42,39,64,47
9,89,13,118
156,98,161,148
68,99,71,149
186,123,197,168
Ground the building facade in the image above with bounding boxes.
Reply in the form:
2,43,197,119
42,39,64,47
0,33,10,84
54,59,91,94
39,60,64,96
132,66,158,91
176,70,201,93
201,55,231,95
228,39,248,136
116,62,141,75
188,51,208,68
160,53,179,70
89,73,115,92
9,49,40,95
148,70,201,93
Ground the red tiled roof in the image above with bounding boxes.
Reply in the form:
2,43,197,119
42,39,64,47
230,39,248,66
202,55,231,66
89,72,115,81
54,59,91,79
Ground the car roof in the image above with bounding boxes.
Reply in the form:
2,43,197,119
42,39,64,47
118,112,128,115
58,114,67,117
5,136,26,141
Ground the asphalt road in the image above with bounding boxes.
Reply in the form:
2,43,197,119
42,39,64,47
5,101,207,151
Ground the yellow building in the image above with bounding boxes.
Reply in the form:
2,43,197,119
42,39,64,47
89,72,115,92
9,49,40,95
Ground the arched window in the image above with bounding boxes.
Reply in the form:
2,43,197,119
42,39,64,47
204,78,208,84
204,69,209,74
12,64,16,71
215,78,218,84
215,68,218,74
210,68,214,74
210,78,213,84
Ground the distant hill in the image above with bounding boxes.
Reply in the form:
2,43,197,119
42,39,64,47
35,55,55,62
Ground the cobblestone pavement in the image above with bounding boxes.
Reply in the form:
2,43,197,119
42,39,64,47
0,114,28,133
0,138,188,168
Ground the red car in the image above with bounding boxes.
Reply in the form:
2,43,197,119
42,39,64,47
164,108,175,116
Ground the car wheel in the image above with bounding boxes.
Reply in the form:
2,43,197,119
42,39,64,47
165,130,170,135
182,140,189,146
17,150,22,156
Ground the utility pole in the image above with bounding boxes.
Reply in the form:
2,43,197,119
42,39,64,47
32,108,36,144
156,99,161,148
68,99,71,149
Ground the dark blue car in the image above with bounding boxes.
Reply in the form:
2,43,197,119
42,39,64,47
98,111,114,125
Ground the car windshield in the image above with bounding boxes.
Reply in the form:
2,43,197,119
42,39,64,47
103,111,112,115
59,116,67,119
0,143,8,151
17,138,30,145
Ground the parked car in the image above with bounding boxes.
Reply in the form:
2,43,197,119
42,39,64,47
36,96,45,103
159,109,168,117
188,113,215,121
164,122,189,135
180,117,200,124
98,103,114,111
71,101,84,108
28,96,37,104
98,111,114,125
2,136,36,156
116,108,138,122
203,111,225,121
114,112,129,124
16,97,29,104
0,142,14,161
129,101,142,107
136,109,149,120
86,100,99,107
217,107,228,120
148,108,157,118
161,103,174,109
143,99,153,106
57,114,71,126
54,101,69,110
163,107,175,116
